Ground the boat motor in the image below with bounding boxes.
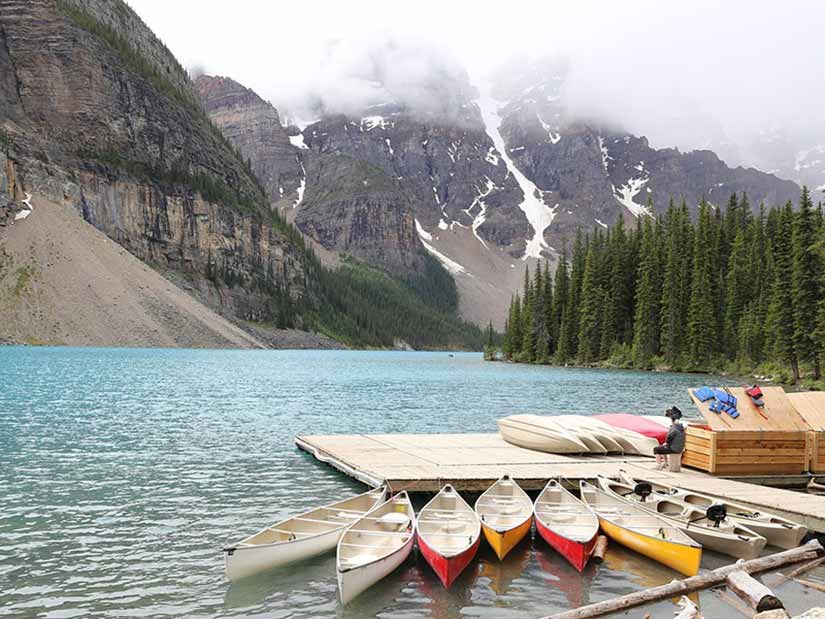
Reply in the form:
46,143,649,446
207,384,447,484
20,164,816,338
706,503,727,528
633,482,653,502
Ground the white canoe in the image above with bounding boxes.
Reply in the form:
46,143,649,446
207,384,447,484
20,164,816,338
337,491,416,604
554,415,625,454
497,415,588,453
224,486,386,581
618,471,807,549
597,476,767,559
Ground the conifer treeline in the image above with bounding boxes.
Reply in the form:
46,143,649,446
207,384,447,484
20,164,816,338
497,189,825,383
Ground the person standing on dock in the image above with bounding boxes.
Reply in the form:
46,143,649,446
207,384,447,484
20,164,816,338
654,407,686,470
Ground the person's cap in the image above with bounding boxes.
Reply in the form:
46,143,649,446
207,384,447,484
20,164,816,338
666,406,683,419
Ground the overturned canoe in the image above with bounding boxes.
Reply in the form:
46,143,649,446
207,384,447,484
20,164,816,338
475,475,533,560
594,413,669,444
580,480,702,576
224,485,386,581
554,415,625,454
497,415,588,454
418,485,481,588
618,471,806,549
597,476,766,559
337,491,416,604
534,479,599,572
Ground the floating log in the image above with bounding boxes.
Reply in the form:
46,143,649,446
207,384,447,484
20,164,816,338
540,539,823,619
591,535,608,564
793,577,825,594
726,570,784,612
785,555,825,579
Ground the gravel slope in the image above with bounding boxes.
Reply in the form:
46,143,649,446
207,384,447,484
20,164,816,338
0,196,266,349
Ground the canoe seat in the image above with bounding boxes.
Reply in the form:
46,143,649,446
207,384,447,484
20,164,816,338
377,512,410,531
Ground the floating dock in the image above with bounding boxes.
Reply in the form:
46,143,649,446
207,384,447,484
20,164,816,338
296,432,825,532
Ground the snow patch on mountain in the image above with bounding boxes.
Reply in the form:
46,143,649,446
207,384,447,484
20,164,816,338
289,134,308,150
537,113,561,144
477,89,556,260
485,147,499,166
598,136,612,174
415,219,467,275
465,177,495,249
613,176,651,217
293,157,306,209
361,116,394,131
415,218,433,241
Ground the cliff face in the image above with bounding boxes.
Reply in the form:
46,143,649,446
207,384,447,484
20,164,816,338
194,75,303,205
195,75,431,278
0,0,305,323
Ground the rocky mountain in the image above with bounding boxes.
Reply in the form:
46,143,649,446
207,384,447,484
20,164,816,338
0,1,482,350
194,75,434,279
207,61,798,327
0,0,310,330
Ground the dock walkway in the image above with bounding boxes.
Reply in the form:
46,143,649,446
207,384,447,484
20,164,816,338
296,432,825,532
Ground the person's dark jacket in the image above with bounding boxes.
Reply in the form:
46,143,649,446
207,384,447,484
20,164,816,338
666,423,686,453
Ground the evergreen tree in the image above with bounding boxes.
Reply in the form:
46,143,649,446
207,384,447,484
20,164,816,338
558,230,585,361
686,200,716,367
551,244,569,356
767,202,798,380
541,261,554,360
724,227,750,354
632,216,661,366
577,241,603,363
660,201,688,365
792,186,821,379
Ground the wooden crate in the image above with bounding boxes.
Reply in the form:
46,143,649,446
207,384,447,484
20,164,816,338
787,392,825,474
683,425,810,475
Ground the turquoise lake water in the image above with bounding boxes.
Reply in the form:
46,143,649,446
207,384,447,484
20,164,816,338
1,347,823,618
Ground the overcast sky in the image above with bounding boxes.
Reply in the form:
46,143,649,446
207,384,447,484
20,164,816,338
128,0,825,152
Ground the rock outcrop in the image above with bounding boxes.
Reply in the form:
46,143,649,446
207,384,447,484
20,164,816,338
194,75,303,205
195,76,432,278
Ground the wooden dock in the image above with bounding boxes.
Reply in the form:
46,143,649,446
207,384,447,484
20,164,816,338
296,432,825,532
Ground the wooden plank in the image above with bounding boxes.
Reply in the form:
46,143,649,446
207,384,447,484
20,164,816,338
709,429,719,472
788,391,825,430
689,387,809,432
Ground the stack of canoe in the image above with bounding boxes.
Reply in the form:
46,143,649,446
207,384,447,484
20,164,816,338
221,473,808,605
497,414,660,456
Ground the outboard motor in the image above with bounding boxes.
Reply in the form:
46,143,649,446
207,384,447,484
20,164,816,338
706,503,727,528
634,482,653,502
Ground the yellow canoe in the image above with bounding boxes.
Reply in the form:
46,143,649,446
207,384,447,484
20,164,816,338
475,475,534,560
580,481,702,576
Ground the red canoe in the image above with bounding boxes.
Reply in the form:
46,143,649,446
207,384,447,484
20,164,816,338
533,479,599,572
594,413,668,444
417,485,482,588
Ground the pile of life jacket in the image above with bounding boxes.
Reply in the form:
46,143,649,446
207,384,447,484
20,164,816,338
745,384,765,407
693,386,739,418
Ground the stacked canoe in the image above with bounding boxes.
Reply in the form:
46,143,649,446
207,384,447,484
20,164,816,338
497,414,664,456
222,474,807,604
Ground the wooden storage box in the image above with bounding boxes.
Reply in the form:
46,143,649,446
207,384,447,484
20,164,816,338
787,392,825,474
682,425,810,475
